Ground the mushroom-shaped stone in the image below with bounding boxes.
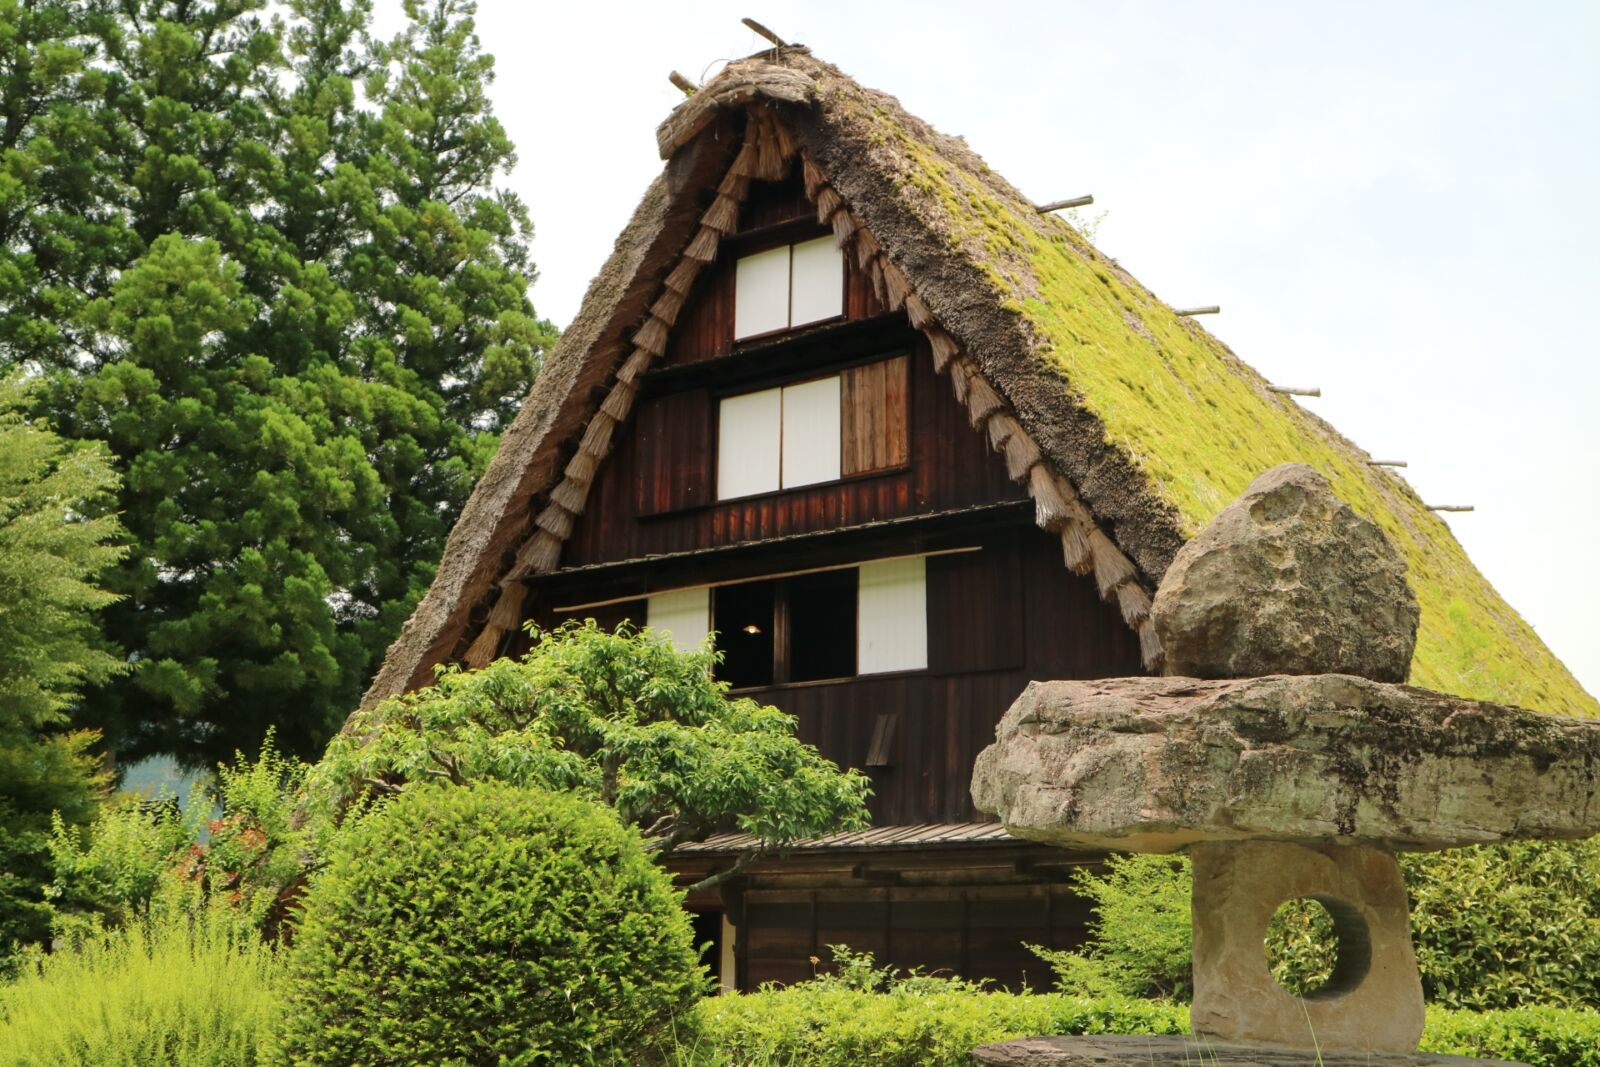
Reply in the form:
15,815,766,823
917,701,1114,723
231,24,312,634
971,675,1600,853
971,675,1600,1057
1152,463,1420,682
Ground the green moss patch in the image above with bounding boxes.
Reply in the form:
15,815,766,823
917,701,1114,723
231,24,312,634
839,87,1595,717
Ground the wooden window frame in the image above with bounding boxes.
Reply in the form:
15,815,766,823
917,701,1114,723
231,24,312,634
729,226,848,345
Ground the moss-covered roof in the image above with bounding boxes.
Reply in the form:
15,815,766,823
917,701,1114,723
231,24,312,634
360,47,1595,719
768,50,1592,716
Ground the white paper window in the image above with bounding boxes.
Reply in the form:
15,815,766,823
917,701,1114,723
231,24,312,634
733,238,844,340
733,245,791,339
646,587,711,654
788,236,844,327
779,376,841,489
717,387,782,498
857,557,928,674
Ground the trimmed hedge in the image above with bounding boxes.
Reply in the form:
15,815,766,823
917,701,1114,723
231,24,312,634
682,988,1600,1067
272,781,701,1067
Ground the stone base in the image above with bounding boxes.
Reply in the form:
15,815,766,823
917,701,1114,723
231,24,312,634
1190,841,1425,1052
970,1035,1522,1066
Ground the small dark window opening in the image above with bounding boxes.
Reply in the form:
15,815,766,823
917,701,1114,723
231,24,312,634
714,580,775,688
788,569,857,681
689,909,725,991
713,569,860,688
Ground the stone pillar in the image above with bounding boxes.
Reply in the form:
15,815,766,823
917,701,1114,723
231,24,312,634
1190,840,1425,1054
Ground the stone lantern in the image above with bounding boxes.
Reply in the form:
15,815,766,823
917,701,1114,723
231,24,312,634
971,465,1600,1066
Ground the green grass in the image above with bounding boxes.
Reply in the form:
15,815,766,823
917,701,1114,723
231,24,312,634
0,908,282,1066
824,81,1596,717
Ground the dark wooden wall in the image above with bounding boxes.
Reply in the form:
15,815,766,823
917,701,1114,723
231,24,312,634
741,883,1093,991
562,337,1025,566
738,526,1142,825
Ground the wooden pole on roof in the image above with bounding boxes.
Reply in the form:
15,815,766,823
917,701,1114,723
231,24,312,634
742,17,787,47
668,71,698,96
1037,195,1094,213
1428,504,1475,513
1368,459,1408,468
1268,385,1321,397
1174,306,1220,317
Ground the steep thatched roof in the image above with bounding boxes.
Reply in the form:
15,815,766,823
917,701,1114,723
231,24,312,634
357,47,1595,720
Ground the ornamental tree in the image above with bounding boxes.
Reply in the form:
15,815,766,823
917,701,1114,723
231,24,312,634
310,621,874,889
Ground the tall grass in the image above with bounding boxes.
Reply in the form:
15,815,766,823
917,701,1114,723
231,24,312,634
0,906,281,1066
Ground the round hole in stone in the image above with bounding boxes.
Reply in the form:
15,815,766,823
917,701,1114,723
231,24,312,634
1265,896,1371,1000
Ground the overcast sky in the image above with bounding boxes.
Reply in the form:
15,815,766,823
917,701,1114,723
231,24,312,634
375,1,1599,701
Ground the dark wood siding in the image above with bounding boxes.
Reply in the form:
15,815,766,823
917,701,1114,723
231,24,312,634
741,883,1093,991
634,388,713,515
562,339,1024,566
536,523,1143,826
664,233,882,367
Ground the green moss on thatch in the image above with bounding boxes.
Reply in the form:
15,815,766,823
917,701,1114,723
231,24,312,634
848,93,1595,717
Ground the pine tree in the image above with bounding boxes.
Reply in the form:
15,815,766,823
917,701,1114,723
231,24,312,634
0,375,120,964
0,0,555,766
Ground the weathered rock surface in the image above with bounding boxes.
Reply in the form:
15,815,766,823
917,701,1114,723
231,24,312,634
970,675,1600,852
971,1035,1521,1066
1152,463,1420,682
1190,841,1423,1052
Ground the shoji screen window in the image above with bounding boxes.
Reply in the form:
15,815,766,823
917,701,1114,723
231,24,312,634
733,236,844,339
717,376,841,499
715,355,908,501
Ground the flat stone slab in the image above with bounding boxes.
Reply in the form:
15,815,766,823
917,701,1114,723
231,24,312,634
971,1035,1521,1066
971,674,1600,852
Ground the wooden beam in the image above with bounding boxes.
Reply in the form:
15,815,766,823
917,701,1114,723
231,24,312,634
668,70,697,96
1036,195,1094,213
1367,459,1408,468
1428,504,1475,513
1268,385,1321,397
1174,305,1220,317
741,17,787,47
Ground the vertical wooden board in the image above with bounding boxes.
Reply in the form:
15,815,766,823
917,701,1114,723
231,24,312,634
927,538,1025,674
635,389,713,516
666,261,734,366
841,356,909,476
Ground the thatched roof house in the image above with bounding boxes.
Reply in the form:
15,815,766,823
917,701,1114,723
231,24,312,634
361,46,1593,718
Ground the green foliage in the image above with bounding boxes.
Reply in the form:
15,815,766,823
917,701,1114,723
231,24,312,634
273,780,701,1067
1404,838,1600,1010
1422,1004,1600,1067
0,904,282,1066
682,962,1190,1067
1037,844,1600,1012
0,0,556,767
310,621,872,886
0,373,122,968
676,977,1600,1067
1030,854,1193,1000
45,733,309,939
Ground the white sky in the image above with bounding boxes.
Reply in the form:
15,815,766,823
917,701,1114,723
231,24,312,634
374,1,1599,701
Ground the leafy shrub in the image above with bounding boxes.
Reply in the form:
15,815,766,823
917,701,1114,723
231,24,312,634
1423,1005,1600,1067
1039,845,1600,1010
0,904,281,1066
45,731,309,940
273,780,701,1066
1404,839,1600,1010
1029,854,1194,999
683,984,1188,1067
309,621,871,891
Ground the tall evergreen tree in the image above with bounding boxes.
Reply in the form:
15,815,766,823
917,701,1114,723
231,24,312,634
0,0,554,766
0,374,121,965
